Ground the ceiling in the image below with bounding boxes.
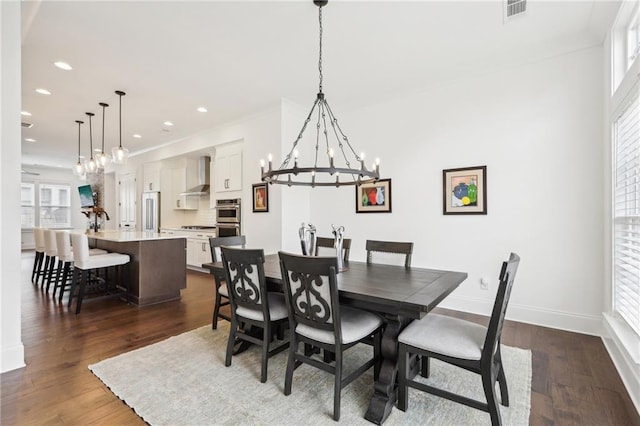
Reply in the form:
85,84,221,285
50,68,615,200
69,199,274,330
20,0,620,170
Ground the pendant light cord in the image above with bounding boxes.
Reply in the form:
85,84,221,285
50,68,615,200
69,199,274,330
77,121,82,161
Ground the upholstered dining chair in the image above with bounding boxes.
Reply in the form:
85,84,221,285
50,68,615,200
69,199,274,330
365,239,413,267
221,246,289,383
42,229,60,291
396,252,520,426
209,235,246,329
314,236,352,263
278,251,383,421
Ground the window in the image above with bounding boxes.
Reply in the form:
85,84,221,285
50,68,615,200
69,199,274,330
627,5,640,67
39,183,71,228
613,93,640,337
21,183,35,228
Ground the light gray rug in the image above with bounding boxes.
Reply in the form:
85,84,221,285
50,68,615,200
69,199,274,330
89,324,531,425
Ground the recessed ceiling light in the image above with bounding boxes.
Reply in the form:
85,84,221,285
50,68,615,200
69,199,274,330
54,61,72,71
24,138,36,143
79,155,85,159
163,121,174,126
35,88,51,95
197,107,208,113
94,148,102,153
133,134,142,138
21,111,32,116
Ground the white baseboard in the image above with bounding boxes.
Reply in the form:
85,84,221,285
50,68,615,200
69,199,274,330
602,314,640,415
439,295,603,336
1,343,25,373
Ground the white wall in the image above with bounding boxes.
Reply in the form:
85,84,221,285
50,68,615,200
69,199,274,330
1,0,25,373
310,47,605,335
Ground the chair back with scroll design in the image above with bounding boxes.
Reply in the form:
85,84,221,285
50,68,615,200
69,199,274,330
315,236,352,263
366,239,413,267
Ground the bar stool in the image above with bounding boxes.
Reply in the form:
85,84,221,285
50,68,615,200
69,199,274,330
68,233,130,314
32,227,46,285
42,229,60,291
52,230,108,301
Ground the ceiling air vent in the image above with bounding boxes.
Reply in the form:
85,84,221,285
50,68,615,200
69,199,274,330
22,122,34,128
504,0,526,20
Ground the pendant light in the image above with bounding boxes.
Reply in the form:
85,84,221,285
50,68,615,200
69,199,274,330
260,0,380,187
111,90,129,164
85,112,97,173
73,120,85,176
96,102,111,168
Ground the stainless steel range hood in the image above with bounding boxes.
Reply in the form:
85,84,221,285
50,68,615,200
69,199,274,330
180,156,210,196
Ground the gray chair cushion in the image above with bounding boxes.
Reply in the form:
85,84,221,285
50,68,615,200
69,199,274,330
218,281,229,297
296,306,383,345
398,314,487,361
236,292,288,321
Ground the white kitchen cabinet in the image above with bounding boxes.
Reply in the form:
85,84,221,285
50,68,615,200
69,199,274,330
143,162,161,192
214,144,242,193
183,229,216,269
172,166,198,210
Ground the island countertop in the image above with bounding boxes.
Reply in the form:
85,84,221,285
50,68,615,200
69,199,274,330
86,230,187,243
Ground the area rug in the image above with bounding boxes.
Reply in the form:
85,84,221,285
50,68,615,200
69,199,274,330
89,324,531,425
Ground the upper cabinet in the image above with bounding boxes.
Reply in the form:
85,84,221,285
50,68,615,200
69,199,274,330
213,144,242,193
143,162,161,192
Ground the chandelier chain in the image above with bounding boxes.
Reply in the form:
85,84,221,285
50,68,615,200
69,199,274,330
318,5,323,93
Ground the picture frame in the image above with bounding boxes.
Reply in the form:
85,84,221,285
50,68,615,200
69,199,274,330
443,166,487,215
356,178,392,213
252,183,269,213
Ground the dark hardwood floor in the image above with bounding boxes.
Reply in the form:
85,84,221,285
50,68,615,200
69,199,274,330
2,252,638,425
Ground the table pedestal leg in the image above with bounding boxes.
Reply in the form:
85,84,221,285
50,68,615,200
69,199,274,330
365,315,411,425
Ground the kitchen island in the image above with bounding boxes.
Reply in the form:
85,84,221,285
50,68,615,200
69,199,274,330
87,231,187,307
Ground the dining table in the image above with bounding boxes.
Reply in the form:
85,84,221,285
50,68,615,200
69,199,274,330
203,253,467,425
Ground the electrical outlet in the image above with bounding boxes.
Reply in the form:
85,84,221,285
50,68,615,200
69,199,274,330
480,278,489,290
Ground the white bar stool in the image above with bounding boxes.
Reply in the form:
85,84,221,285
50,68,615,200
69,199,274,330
68,233,130,314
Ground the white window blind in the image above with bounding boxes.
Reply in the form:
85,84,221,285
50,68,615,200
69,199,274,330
39,183,71,228
21,183,35,228
614,94,640,336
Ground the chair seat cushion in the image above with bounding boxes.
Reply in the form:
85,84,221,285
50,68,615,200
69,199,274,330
75,253,130,270
236,292,288,322
398,314,486,360
296,306,383,345
217,281,229,297
88,248,109,256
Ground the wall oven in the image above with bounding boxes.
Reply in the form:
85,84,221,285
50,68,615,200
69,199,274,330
216,198,241,237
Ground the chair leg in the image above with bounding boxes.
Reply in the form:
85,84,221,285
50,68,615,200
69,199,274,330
41,255,51,288
34,252,45,285
482,367,502,426
397,343,409,411
496,347,509,406
212,293,221,329
31,251,42,283
225,316,237,367
284,338,296,396
58,263,71,303
373,331,382,380
68,268,78,307
261,323,270,383
50,260,63,295
75,270,88,314
421,355,431,378
333,350,343,421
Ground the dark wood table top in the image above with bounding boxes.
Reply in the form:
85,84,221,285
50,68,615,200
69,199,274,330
203,253,467,319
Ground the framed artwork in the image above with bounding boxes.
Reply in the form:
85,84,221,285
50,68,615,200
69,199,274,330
252,183,269,212
443,166,487,215
356,179,392,213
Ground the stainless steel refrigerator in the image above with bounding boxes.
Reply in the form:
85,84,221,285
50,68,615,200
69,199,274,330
141,191,161,232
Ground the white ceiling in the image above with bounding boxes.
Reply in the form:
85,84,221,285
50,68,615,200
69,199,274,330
20,0,620,170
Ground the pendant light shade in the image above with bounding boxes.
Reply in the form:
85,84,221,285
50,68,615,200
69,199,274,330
111,90,129,164
73,120,85,176
85,112,97,173
96,102,111,168
260,0,380,188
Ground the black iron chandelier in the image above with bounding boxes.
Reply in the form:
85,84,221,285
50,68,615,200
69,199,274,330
260,0,380,187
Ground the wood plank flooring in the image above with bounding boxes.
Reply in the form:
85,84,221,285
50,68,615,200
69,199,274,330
1,252,638,425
